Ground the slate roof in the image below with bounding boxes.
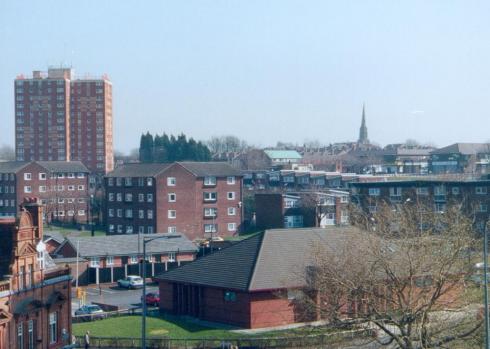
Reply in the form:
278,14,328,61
157,227,363,292
36,161,89,173
43,231,65,244
60,233,197,258
431,143,490,155
106,163,171,178
0,161,29,174
264,150,302,160
177,162,242,177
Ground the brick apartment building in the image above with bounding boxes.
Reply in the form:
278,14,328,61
105,162,243,240
255,190,350,230
15,67,114,174
0,199,72,348
350,177,490,232
0,161,90,224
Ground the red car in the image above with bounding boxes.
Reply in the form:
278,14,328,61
144,292,160,306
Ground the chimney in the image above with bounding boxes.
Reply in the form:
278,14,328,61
22,197,44,240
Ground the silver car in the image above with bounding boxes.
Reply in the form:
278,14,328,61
117,275,144,289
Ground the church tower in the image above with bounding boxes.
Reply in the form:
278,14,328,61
358,104,369,145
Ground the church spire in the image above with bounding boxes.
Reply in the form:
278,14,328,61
358,103,369,145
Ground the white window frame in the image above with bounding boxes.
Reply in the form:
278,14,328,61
227,176,235,185
228,207,236,216
227,222,236,232
106,256,114,266
168,210,176,219
24,173,32,181
39,173,46,180
24,186,32,193
204,176,217,186
227,192,235,200
167,177,176,186
168,193,176,202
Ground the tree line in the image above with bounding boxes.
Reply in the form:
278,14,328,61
139,132,211,163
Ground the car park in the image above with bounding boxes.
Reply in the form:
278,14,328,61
143,292,160,306
74,304,106,321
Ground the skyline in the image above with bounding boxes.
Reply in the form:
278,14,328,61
1,1,490,153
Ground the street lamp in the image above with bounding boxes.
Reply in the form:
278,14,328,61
141,235,173,349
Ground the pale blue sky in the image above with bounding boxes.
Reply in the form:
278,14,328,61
1,1,489,152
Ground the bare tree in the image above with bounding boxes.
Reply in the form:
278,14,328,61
298,202,482,348
0,144,15,161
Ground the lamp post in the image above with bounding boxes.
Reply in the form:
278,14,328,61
141,235,172,349
484,221,490,349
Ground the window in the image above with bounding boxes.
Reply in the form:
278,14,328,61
138,193,144,202
138,226,145,234
204,176,217,186
147,226,154,234
24,173,32,180
18,266,25,290
203,192,217,201
284,215,303,228
68,173,75,179
227,192,235,200
67,198,74,203
77,185,84,191
479,204,488,213
227,223,236,232
39,173,46,180
28,319,34,349
227,176,235,185
368,188,380,196
126,225,133,234
18,323,24,349
57,185,64,191
108,178,114,186
78,210,85,216
108,209,114,217
204,207,217,217
124,177,132,186
125,209,133,218
116,193,122,202
476,186,488,195
77,198,85,203
125,193,133,202
204,224,217,233
108,193,114,201
167,177,176,186
168,226,177,233
228,207,236,215
68,185,75,191
117,225,123,233
67,210,74,217
116,178,122,186
148,210,154,219
130,255,138,264
24,186,32,193
109,224,115,233
138,210,144,219
168,210,176,219
90,257,100,268
434,185,446,196
224,291,237,302
147,193,153,202
340,196,349,203
168,193,176,202
58,198,65,204
168,252,176,262
416,187,429,195
49,312,57,344
117,209,123,218
147,177,153,186
106,256,114,266
57,173,64,179
39,185,46,192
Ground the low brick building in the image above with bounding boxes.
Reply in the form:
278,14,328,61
105,162,243,240
255,190,350,230
0,161,90,225
157,227,361,329
54,233,198,285
0,199,72,348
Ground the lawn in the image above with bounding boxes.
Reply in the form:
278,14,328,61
44,225,106,237
73,314,246,339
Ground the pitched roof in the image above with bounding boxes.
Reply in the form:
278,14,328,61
431,143,490,155
157,227,363,292
177,162,242,177
264,150,302,160
43,231,65,244
0,161,29,174
36,161,89,173
60,233,197,257
106,163,171,178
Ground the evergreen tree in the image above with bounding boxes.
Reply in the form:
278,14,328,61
139,132,154,163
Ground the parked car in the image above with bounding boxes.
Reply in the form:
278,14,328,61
74,304,105,321
117,275,144,289
143,292,160,306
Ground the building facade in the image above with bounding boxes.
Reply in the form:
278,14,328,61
15,67,114,174
0,161,90,225
0,199,72,349
105,162,243,240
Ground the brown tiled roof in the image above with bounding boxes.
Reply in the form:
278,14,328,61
157,227,363,291
177,162,242,177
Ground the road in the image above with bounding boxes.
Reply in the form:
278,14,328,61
71,283,159,315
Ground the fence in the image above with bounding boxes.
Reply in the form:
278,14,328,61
72,307,156,323
74,328,375,349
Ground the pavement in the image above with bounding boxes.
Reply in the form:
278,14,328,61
71,283,159,315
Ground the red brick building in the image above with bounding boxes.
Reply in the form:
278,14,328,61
157,228,357,329
0,199,72,348
0,161,90,225
105,162,243,240
255,190,350,230
15,67,114,174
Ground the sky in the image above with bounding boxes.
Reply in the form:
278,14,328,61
1,1,490,153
